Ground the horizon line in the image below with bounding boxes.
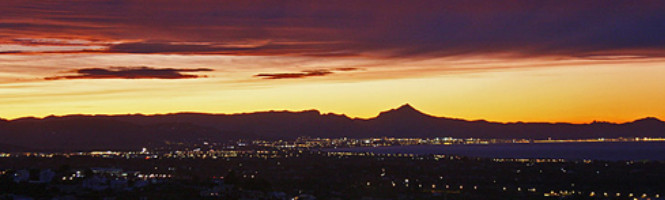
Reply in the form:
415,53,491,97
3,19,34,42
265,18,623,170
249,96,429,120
1,103,661,125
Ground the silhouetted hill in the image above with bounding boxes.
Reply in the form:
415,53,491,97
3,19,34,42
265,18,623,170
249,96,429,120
0,104,664,151
0,116,230,151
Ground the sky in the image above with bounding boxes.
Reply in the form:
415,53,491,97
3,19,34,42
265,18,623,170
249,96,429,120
1,0,664,123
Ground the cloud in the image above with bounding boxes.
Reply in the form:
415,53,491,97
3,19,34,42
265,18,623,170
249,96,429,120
105,41,353,56
0,44,107,53
254,68,361,79
107,42,245,54
334,67,361,71
12,38,97,46
255,69,333,79
45,66,213,80
1,1,665,58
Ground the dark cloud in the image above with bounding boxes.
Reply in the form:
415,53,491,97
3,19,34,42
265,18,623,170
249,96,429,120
255,69,333,80
254,68,361,79
2,1,665,58
45,66,213,80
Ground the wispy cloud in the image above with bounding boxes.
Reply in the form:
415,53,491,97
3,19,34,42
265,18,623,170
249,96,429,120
255,68,361,79
255,69,333,80
45,66,213,80
334,67,361,71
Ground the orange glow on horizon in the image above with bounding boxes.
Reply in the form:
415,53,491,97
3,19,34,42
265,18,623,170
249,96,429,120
1,53,664,124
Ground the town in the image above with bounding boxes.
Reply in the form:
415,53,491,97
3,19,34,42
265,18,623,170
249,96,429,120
1,137,664,199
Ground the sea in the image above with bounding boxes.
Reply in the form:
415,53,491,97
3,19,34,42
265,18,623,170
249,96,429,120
327,142,665,161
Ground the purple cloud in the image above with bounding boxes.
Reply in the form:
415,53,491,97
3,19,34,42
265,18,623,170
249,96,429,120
1,1,664,58
45,66,213,80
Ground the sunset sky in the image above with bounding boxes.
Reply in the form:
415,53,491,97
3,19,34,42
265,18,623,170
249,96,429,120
1,0,664,123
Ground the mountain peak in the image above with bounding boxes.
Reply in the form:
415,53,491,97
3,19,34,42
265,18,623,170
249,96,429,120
376,103,429,119
396,103,416,111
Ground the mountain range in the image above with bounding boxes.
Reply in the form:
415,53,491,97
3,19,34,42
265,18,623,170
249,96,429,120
1,104,664,151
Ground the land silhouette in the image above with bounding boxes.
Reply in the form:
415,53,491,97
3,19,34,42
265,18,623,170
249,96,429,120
1,104,663,151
